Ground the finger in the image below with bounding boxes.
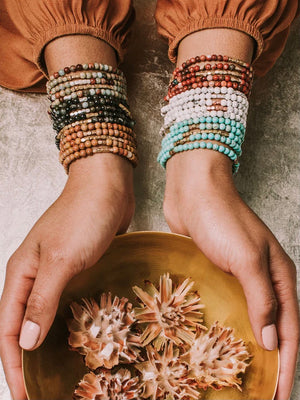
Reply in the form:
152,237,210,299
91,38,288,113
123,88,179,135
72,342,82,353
269,248,300,400
0,251,37,400
19,251,75,351
232,255,279,351
0,335,28,400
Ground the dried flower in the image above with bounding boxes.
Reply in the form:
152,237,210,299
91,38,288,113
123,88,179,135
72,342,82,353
68,293,141,369
132,273,205,350
181,322,251,391
73,369,141,400
135,342,200,399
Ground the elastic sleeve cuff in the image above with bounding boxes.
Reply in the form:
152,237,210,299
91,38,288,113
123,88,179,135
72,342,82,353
33,24,129,78
167,17,264,65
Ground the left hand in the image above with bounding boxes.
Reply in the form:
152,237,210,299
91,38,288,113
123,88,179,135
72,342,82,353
163,150,300,400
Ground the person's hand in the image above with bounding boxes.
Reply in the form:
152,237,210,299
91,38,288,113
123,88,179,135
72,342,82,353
164,150,300,400
0,154,134,400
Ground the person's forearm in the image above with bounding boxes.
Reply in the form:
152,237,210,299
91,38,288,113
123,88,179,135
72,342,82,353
166,29,254,177
44,35,133,178
177,29,254,66
44,35,117,75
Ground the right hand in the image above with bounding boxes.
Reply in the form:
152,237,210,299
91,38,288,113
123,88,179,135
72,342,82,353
0,154,134,400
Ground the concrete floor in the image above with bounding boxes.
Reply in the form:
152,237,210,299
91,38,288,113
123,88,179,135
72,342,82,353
0,1,299,398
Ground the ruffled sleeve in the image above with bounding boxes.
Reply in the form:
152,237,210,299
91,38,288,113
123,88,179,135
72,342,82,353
155,0,299,76
0,0,135,92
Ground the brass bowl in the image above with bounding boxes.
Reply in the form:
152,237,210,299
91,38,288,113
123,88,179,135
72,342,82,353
23,231,279,399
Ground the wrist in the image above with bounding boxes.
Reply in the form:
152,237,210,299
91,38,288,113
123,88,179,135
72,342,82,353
66,153,133,194
166,150,234,183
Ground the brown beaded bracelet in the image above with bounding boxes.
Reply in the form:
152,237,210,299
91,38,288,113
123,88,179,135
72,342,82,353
169,70,252,88
61,144,138,172
60,139,136,159
60,135,137,153
169,76,250,92
173,62,252,78
174,55,252,72
168,81,250,98
58,121,135,141
60,129,137,143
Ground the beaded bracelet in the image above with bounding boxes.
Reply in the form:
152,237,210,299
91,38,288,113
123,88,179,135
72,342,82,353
47,62,137,172
168,58,253,99
158,140,239,174
49,62,124,80
174,55,252,71
59,120,134,136
61,146,138,173
158,55,253,173
168,81,250,98
161,135,243,156
60,130,137,145
47,71,126,91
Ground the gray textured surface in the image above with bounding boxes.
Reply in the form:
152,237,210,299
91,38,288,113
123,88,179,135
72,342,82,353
0,0,299,398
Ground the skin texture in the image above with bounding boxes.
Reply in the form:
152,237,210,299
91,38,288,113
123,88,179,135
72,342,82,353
0,29,299,400
0,36,135,400
164,29,300,400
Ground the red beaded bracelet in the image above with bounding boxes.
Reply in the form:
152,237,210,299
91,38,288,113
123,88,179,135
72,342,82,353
175,55,252,72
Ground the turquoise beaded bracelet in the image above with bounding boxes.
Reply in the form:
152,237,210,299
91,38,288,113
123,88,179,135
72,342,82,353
158,140,239,174
159,134,242,162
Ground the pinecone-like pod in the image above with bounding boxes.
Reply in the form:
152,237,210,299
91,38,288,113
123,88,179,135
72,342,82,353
135,342,200,400
73,369,141,400
181,322,251,391
132,273,205,350
68,293,141,369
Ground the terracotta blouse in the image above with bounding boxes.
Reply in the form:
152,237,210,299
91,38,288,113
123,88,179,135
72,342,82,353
0,0,298,93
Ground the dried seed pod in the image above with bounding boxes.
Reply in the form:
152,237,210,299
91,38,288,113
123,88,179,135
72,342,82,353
68,293,141,369
181,322,251,391
73,369,141,400
135,342,200,400
133,273,205,350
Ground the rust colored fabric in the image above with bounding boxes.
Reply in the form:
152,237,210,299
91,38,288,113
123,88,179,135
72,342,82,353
155,0,299,76
0,0,135,92
0,0,298,93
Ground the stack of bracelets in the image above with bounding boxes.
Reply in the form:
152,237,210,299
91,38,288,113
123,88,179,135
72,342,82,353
46,63,137,172
158,55,254,174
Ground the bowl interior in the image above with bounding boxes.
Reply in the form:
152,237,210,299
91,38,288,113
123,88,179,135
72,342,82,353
23,232,278,399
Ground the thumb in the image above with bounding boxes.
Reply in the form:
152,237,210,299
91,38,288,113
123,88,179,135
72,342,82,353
233,260,278,351
19,256,74,351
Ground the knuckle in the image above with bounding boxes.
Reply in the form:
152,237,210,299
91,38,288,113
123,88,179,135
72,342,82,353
261,296,278,319
6,252,20,272
27,292,48,319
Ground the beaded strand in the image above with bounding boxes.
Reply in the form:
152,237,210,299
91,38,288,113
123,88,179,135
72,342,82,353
158,55,253,173
47,63,137,172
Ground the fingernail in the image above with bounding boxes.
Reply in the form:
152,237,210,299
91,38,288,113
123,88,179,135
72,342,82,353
19,321,40,350
262,324,278,351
